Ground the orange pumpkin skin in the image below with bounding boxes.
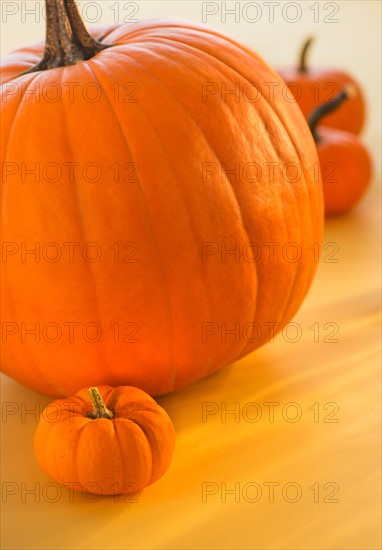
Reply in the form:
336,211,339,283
1,20,323,397
278,67,365,135
316,127,372,216
34,385,176,495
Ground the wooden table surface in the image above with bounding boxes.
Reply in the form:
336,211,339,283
1,2,381,549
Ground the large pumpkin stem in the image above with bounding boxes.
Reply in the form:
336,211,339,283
308,85,356,143
22,0,111,75
87,387,114,419
299,37,314,73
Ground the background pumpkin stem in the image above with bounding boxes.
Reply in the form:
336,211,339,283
299,37,314,73
21,0,111,75
87,387,114,419
308,85,356,142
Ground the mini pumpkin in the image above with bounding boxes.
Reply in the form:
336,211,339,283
308,86,372,216
34,385,176,495
1,0,323,396
278,37,366,135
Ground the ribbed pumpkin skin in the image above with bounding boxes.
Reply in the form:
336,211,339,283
1,20,323,396
34,385,176,494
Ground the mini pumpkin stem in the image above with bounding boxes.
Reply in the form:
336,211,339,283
308,85,356,143
22,0,111,75
299,37,314,73
87,387,114,419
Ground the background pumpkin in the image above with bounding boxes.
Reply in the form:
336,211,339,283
308,87,372,215
34,385,176,494
278,37,366,135
1,1,323,397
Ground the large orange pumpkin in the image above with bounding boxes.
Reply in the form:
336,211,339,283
1,0,323,396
